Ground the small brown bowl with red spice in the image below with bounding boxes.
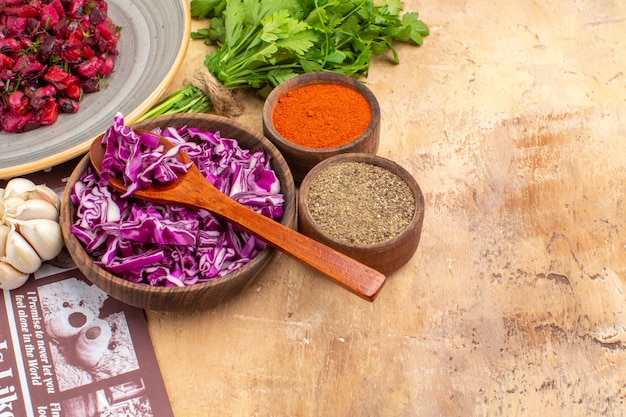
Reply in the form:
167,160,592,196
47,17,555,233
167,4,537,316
262,72,381,183
298,153,425,275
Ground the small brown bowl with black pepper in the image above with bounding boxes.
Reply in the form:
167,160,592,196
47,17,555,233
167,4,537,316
262,72,380,183
298,153,424,275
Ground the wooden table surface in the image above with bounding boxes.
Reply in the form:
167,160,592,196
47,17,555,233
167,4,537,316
148,1,626,415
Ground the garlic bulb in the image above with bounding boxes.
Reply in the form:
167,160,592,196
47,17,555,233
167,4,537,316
0,178,64,290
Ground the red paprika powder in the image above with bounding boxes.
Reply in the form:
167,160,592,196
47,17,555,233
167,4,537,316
272,83,372,148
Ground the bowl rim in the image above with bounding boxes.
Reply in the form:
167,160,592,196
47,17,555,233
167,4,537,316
262,72,381,154
298,152,425,250
60,114,297,304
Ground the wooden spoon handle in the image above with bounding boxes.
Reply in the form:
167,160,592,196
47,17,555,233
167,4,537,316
183,168,386,301
269,222,387,301
218,197,386,301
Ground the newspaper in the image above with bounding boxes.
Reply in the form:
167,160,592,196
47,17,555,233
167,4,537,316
0,265,175,417
0,157,175,417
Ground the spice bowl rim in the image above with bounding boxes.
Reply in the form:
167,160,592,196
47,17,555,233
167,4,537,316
298,152,425,275
262,71,381,182
60,113,297,311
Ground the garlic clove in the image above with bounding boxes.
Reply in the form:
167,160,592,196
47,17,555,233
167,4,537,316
0,188,4,201
9,198,59,222
1,226,41,274
17,219,64,261
0,261,30,290
4,178,36,199
28,184,61,210
2,196,26,215
0,224,9,258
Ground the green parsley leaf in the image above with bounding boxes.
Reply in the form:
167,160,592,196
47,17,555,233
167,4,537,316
190,0,227,19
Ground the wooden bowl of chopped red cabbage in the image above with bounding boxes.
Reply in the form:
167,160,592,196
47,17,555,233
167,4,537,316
60,113,296,311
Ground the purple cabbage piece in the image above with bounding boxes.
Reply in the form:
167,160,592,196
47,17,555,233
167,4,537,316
99,115,191,197
70,113,284,287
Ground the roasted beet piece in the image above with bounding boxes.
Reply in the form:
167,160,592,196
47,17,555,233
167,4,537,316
0,110,34,132
65,83,82,100
98,56,115,77
0,53,14,70
36,98,59,125
81,43,95,59
51,18,68,38
36,34,62,62
96,18,119,51
2,5,39,19
12,54,45,77
80,77,101,93
58,97,79,113
0,38,20,53
61,42,82,62
4,16,28,36
77,56,103,78
27,85,57,110
7,91,29,114
21,118,41,132
45,66,80,92
43,65,70,84
40,3,61,28
1,0,30,7
89,4,107,26
67,0,85,17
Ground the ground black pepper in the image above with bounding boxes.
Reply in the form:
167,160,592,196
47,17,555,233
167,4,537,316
307,161,416,245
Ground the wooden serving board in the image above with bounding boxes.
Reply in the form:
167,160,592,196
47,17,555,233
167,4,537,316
146,2,626,416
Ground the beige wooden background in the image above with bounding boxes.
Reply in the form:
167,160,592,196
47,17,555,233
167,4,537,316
149,1,626,415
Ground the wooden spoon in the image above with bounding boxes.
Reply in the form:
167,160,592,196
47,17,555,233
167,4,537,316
89,131,386,301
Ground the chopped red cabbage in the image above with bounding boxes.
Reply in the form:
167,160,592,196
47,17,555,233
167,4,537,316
70,113,284,286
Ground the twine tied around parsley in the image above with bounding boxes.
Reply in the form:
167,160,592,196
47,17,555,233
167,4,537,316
185,66,243,118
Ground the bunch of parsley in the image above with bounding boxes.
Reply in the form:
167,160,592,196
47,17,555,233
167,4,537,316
191,0,429,95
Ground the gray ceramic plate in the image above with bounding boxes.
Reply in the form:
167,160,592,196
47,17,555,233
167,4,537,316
0,0,191,179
